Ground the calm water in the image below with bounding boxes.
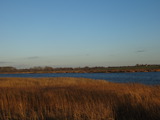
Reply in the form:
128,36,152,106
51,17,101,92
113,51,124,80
0,72,160,85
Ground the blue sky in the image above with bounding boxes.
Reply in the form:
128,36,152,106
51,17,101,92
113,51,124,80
0,0,160,68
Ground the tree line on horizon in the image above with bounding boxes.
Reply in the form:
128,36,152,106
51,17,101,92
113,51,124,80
0,64,160,73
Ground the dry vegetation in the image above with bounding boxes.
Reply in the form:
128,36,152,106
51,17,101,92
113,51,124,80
0,77,160,120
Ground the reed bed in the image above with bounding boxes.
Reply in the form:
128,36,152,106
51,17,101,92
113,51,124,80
0,77,160,120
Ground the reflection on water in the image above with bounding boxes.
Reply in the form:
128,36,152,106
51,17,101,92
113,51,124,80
0,72,160,85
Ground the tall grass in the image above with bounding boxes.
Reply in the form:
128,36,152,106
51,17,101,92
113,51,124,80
0,77,160,120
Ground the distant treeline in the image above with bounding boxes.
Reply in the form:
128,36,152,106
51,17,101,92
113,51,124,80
0,64,160,73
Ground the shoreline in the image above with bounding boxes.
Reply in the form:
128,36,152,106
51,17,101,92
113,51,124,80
0,69,160,74
1,65,160,74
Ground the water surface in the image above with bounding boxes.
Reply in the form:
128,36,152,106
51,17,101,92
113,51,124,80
0,72,160,85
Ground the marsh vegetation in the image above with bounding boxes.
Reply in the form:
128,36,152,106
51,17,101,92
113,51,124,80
0,77,160,120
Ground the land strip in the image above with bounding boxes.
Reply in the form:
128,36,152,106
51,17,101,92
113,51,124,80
0,64,160,74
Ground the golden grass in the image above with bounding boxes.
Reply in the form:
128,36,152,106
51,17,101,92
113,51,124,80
0,77,160,120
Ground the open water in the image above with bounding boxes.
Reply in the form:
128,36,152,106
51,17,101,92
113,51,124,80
0,72,160,85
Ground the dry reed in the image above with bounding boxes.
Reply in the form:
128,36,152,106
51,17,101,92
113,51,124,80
0,77,160,120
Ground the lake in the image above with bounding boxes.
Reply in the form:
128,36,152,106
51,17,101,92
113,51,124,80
0,72,160,85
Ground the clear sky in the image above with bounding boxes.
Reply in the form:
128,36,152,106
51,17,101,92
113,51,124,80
0,0,160,68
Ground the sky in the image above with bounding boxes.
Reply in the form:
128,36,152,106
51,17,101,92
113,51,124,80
0,0,160,68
